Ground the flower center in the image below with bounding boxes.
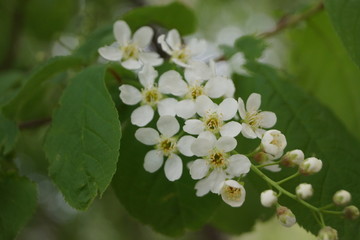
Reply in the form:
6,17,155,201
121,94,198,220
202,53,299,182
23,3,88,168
121,44,139,60
204,112,223,133
188,85,204,100
142,88,162,106
157,137,177,156
223,185,242,201
245,111,262,129
270,134,282,147
172,47,190,63
209,150,227,168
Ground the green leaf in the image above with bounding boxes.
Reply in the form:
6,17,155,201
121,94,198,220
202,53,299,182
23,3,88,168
325,0,360,68
122,2,197,35
0,71,23,107
112,123,220,236
235,35,267,60
0,174,37,240
3,56,84,121
0,113,18,155
236,62,360,239
288,12,360,138
44,65,121,210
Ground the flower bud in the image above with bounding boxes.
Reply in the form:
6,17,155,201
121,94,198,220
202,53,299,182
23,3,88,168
261,130,287,156
253,151,273,164
333,190,351,206
296,183,313,200
276,206,296,227
299,157,322,175
318,226,338,240
343,205,359,220
260,190,278,207
280,149,304,167
220,180,246,207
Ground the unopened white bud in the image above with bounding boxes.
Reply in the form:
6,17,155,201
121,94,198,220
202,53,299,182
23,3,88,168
276,206,296,227
281,149,304,167
299,157,322,175
296,183,313,200
318,226,338,240
343,205,360,220
220,180,246,207
260,190,278,207
261,130,287,156
333,190,351,206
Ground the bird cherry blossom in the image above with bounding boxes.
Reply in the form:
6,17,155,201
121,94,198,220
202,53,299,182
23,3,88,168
261,130,287,156
299,157,322,175
333,190,351,206
238,93,277,139
98,20,162,70
158,29,206,67
220,180,246,207
189,132,250,196
134,115,195,181
261,189,278,207
296,183,313,200
183,95,242,137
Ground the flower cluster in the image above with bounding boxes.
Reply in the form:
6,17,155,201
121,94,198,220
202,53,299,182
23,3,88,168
99,21,358,237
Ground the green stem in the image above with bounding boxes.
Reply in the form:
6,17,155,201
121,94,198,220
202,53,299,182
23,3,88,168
256,161,281,168
319,203,335,210
276,172,300,185
321,210,342,215
319,213,326,227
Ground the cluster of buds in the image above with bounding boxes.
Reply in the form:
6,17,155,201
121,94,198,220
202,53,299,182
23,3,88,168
98,21,358,238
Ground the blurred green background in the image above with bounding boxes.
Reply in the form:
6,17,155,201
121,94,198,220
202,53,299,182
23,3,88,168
2,0,358,239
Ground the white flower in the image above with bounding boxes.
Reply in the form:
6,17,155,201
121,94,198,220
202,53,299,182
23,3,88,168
260,190,278,207
220,180,246,207
158,61,231,119
318,227,338,240
238,93,277,139
190,132,250,196
276,206,296,228
158,29,206,67
119,65,177,126
333,190,351,206
183,95,241,137
98,20,162,70
299,157,322,175
134,116,195,181
281,149,304,167
261,130,287,156
296,183,313,200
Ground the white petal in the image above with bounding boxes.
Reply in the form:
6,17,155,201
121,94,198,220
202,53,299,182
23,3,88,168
264,162,282,172
187,38,207,56
220,121,242,137
114,20,131,45
221,180,246,207
138,64,157,88
246,93,261,112
131,105,154,127
166,29,181,50
210,170,227,194
144,150,163,173
164,154,183,181
133,26,153,48
227,154,251,176
259,111,277,128
241,123,257,139
238,97,246,119
198,131,217,146
119,85,142,105
158,70,188,96
98,46,122,61
215,137,237,152
184,61,211,84
218,98,238,121
139,52,163,66
196,95,215,117
224,79,235,98
121,59,142,70
183,119,204,135
204,76,228,99
191,138,213,157
195,178,212,197
177,136,195,157
134,128,159,145
158,98,177,117
157,115,179,137
176,100,196,119
190,159,209,179
158,34,172,55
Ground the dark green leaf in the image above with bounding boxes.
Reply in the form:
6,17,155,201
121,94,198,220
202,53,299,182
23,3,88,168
234,35,267,60
0,174,37,240
0,113,18,155
44,65,121,210
236,62,360,239
122,2,197,35
112,122,220,236
0,71,23,107
325,0,360,68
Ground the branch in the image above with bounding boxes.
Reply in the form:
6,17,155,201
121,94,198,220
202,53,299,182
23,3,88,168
259,1,324,38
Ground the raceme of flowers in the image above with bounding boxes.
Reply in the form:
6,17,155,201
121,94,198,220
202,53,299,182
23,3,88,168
99,20,359,238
